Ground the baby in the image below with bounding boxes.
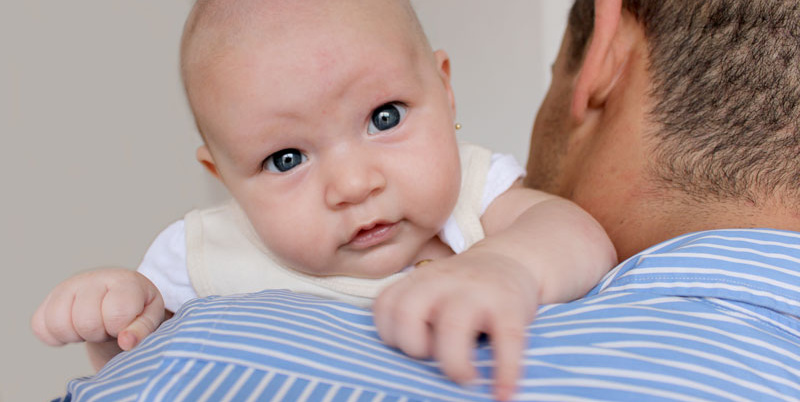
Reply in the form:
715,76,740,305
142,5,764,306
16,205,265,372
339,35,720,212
32,0,617,400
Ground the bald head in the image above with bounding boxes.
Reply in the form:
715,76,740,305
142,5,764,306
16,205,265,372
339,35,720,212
180,0,433,139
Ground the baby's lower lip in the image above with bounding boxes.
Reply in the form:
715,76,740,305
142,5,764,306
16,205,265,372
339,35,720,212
347,222,398,250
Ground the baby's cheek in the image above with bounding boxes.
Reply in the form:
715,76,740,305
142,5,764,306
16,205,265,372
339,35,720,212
254,215,332,274
423,166,460,226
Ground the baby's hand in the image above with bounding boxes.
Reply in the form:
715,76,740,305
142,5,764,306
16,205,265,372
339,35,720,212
373,250,538,401
31,268,164,362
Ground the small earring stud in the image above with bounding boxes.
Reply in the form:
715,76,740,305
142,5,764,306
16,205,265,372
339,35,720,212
455,123,462,130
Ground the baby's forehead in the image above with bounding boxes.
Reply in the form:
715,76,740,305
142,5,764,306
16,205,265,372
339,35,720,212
185,0,424,49
182,0,432,142
183,0,429,89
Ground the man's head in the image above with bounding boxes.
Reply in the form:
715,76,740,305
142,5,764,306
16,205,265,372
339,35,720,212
527,0,800,259
179,0,462,277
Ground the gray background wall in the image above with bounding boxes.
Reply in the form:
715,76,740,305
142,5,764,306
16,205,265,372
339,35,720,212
1,1,571,400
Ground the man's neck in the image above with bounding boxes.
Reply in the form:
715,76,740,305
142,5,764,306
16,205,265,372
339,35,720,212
614,193,800,261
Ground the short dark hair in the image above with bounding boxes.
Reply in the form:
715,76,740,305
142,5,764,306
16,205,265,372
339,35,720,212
568,0,800,204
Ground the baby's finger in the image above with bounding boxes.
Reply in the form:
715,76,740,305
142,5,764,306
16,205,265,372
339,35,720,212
101,280,152,338
392,291,435,359
117,299,164,351
42,284,84,345
373,282,404,347
488,312,526,402
433,297,480,384
31,293,63,346
72,284,112,343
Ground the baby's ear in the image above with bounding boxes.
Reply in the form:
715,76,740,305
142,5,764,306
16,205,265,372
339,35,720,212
433,49,456,116
196,145,221,180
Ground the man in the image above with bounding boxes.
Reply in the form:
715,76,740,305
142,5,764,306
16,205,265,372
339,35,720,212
527,0,800,262
59,0,800,401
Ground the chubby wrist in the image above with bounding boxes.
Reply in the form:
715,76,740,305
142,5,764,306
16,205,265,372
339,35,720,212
454,247,541,313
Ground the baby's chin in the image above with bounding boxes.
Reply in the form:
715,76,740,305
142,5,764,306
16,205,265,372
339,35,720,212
292,255,412,279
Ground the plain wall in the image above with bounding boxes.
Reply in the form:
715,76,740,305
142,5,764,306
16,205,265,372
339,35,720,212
1,1,571,400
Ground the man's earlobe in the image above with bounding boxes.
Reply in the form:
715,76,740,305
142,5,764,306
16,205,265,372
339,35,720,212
196,145,221,180
571,0,623,122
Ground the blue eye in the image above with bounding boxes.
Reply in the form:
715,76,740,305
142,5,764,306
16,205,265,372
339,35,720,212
368,102,407,134
263,148,307,172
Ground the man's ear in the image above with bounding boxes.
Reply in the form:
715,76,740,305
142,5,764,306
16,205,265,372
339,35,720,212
433,49,456,117
571,0,627,122
196,145,221,180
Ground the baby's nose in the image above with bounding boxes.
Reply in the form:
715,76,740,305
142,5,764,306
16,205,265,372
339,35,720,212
324,158,386,208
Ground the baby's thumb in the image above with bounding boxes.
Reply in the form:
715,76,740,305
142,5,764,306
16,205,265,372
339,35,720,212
117,295,165,351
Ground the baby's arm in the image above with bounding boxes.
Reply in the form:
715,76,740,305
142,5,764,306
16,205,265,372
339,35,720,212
374,182,616,401
477,183,617,304
31,268,165,370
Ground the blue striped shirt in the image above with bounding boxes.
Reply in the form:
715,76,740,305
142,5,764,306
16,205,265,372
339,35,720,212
60,229,800,401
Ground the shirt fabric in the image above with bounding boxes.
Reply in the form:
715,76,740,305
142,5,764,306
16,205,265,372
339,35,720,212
60,228,800,401
138,151,525,312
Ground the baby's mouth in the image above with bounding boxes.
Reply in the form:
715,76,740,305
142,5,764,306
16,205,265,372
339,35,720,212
346,221,398,250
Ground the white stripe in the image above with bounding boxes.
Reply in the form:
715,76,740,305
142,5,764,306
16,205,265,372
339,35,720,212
637,251,800,281
523,345,792,399
138,359,180,401
297,378,317,401
535,297,746,329
347,388,363,402
596,232,700,291
221,366,254,401
539,325,800,378
517,378,709,402
244,371,275,402
213,294,373,318
533,297,639,322
619,266,800,293
185,313,439,374
203,297,375,330
89,348,165,384
189,308,381,351
83,378,148,402
166,359,201,402
520,359,749,402
678,237,800,255
622,295,703,306
76,361,160,399
702,230,800,242
595,340,800,394
198,363,234,402
581,292,632,305
163,336,478,401
503,393,603,402
538,312,797,362
605,281,800,309
709,297,800,341
321,384,340,402
271,375,295,401
596,229,800,292
174,360,213,401
536,303,560,315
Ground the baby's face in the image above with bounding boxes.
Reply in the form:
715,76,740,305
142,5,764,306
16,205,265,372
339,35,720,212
190,3,461,278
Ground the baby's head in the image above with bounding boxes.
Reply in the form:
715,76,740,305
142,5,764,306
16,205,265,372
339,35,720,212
181,0,462,278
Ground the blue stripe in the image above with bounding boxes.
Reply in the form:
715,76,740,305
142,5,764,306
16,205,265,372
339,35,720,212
330,386,355,402
306,381,333,401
